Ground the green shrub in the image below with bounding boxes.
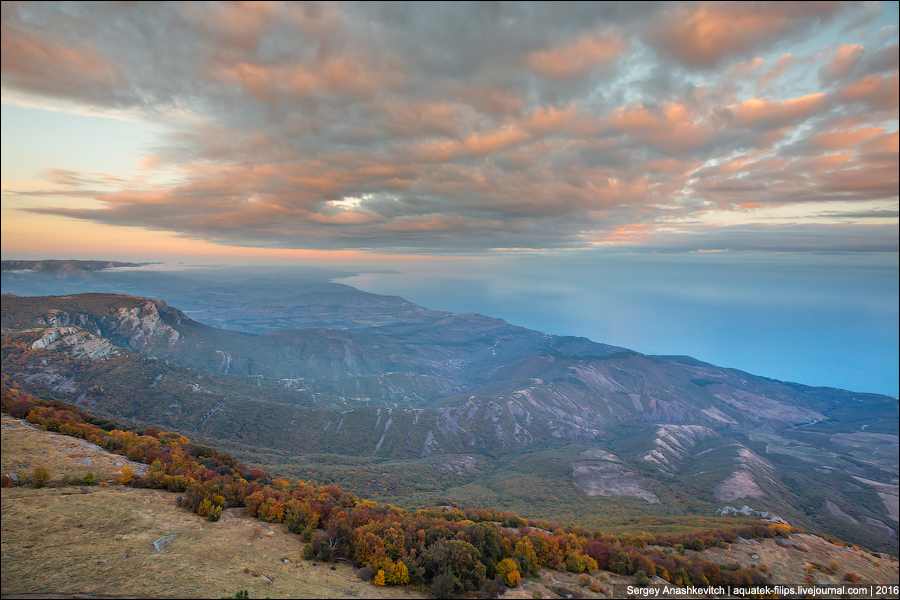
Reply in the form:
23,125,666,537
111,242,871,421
31,466,49,488
302,544,315,560
635,569,649,587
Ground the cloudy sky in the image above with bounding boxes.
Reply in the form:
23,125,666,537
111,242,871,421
1,1,898,395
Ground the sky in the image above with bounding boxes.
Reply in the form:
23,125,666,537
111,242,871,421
1,2,898,396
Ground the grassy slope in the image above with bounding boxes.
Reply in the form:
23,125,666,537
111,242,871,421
4,414,899,599
0,415,423,599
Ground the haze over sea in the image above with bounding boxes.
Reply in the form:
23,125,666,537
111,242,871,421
334,250,899,398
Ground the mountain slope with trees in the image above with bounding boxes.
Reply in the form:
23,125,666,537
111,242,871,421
1,291,897,554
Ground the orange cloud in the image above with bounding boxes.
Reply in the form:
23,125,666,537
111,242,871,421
0,14,125,102
524,105,597,137
183,1,279,50
383,215,506,234
820,44,864,82
464,125,531,155
837,73,899,111
728,93,829,129
649,2,842,68
215,51,398,105
810,127,885,152
606,102,715,152
527,31,625,79
411,138,465,163
859,131,899,155
588,223,657,246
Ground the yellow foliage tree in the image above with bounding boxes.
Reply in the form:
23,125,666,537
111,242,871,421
515,538,539,574
30,466,50,489
374,569,386,586
386,560,410,586
496,557,521,587
506,570,521,587
119,466,133,485
565,551,586,573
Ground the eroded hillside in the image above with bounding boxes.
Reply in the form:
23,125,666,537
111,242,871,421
2,292,898,554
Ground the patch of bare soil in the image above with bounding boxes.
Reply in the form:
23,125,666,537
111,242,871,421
852,476,900,523
700,533,898,588
503,569,630,599
572,452,660,504
713,469,763,502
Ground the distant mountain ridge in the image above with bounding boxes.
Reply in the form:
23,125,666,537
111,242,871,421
2,289,898,553
2,260,143,274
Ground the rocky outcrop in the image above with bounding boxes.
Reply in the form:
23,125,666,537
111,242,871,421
29,297,184,354
716,504,788,525
106,300,181,348
30,327,118,360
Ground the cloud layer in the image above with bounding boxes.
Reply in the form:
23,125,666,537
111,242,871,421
2,1,897,252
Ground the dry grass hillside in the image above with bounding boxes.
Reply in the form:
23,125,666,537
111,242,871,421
1,415,422,599
2,415,897,599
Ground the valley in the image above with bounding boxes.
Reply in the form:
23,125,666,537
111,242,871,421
2,264,897,557
3,412,897,598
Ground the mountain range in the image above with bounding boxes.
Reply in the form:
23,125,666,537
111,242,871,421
1,262,897,553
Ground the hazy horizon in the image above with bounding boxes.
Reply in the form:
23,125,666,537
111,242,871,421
2,251,897,399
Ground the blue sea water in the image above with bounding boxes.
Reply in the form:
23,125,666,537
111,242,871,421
335,250,899,397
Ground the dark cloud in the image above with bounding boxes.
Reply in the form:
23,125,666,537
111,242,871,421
3,1,897,253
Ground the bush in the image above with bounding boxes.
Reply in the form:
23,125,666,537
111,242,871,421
505,570,521,588
82,472,96,485
496,558,521,587
481,576,507,599
302,544,315,560
565,552,587,573
431,572,457,599
119,466,134,485
609,551,634,575
844,572,859,582
635,570,649,587
578,574,591,587
385,560,410,586
31,466,50,488
317,542,332,562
